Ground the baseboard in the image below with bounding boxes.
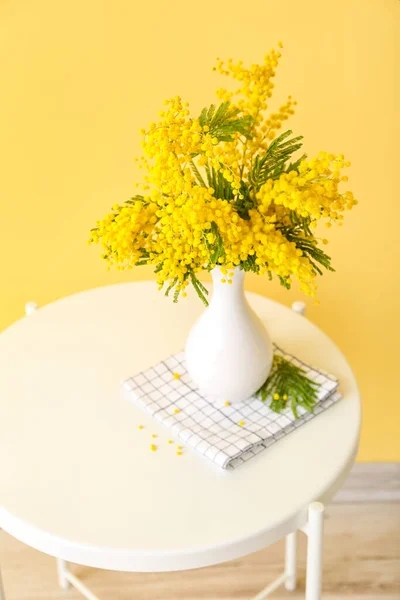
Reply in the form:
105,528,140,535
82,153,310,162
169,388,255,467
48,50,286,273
333,462,400,503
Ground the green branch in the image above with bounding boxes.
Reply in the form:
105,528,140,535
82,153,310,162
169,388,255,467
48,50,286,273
256,355,319,418
249,130,304,191
198,101,254,141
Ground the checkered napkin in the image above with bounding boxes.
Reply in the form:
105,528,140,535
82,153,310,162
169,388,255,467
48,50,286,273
122,345,341,469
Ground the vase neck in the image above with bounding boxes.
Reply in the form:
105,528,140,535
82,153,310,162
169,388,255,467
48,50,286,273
210,266,246,305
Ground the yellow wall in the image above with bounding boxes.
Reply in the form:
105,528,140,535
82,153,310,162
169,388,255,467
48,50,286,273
1,0,399,460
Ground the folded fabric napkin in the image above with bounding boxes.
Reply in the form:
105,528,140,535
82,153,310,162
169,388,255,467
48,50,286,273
122,344,341,469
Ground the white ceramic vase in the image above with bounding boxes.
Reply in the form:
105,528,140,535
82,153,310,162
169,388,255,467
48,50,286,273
185,267,273,403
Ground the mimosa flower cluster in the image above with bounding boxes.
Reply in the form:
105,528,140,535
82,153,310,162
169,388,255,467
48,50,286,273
90,46,357,304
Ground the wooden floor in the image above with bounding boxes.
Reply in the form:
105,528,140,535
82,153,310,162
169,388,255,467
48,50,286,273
0,503,399,600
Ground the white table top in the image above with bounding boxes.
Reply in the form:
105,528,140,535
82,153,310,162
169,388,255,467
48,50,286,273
0,282,360,572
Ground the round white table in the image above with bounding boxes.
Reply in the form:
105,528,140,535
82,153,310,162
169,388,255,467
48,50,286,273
0,282,361,600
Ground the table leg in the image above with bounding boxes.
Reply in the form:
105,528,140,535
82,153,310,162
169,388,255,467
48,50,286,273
251,528,298,599
57,558,70,589
56,559,103,600
284,531,297,590
305,502,324,600
0,567,5,600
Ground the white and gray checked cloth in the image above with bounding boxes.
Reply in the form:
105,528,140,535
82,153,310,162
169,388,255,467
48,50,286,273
122,344,341,469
